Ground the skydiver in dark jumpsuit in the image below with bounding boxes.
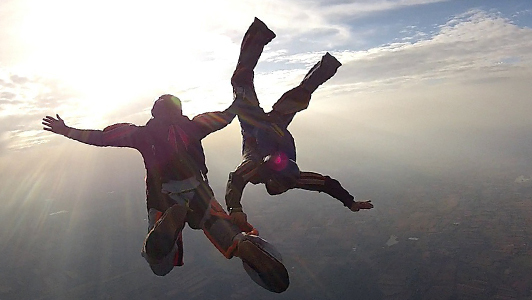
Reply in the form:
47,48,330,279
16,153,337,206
42,94,289,292
226,18,374,229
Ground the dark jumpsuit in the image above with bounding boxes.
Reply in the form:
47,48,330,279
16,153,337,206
63,110,245,266
225,19,355,213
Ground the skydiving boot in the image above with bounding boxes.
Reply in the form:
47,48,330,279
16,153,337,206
301,52,342,93
200,202,289,293
231,17,276,90
233,233,290,293
271,52,342,115
143,204,187,264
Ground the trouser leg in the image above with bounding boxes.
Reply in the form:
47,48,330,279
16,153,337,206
271,52,342,124
231,18,277,152
200,197,289,293
189,181,290,293
186,182,244,258
201,199,244,258
231,18,275,125
231,17,276,89
142,203,188,276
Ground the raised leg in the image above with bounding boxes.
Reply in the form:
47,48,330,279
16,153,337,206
231,17,276,90
270,52,342,127
142,204,188,276
231,18,277,156
194,184,289,293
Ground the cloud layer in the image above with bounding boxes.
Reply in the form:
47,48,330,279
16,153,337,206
0,3,531,153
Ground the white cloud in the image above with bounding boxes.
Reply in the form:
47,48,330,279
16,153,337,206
319,0,449,17
327,10,532,91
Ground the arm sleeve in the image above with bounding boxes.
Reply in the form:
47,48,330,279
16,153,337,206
63,123,140,148
63,128,105,146
295,172,355,208
225,171,246,210
192,110,236,138
225,160,260,211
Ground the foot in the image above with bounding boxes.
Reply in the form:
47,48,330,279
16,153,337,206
143,204,187,263
322,52,342,69
246,17,276,46
236,239,289,293
232,18,276,87
301,52,342,93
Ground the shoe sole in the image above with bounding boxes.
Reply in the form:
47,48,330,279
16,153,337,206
239,240,289,293
144,205,186,262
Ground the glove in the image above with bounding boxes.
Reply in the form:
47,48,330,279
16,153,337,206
230,210,253,232
350,200,373,212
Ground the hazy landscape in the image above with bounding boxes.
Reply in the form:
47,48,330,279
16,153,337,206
1,115,531,299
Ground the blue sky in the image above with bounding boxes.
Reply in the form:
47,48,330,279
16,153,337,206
341,1,531,48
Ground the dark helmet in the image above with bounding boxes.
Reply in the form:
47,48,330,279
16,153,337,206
264,152,300,195
151,94,182,119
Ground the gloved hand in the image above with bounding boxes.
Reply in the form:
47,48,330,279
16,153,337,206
230,211,252,232
350,200,373,212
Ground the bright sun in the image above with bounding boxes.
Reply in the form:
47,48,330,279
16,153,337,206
11,0,239,122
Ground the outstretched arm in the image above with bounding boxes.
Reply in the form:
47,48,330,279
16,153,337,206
192,104,237,139
43,115,140,147
295,171,373,212
42,114,105,146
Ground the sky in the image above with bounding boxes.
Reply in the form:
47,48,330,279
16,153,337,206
1,0,532,297
2,0,530,193
0,0,531,150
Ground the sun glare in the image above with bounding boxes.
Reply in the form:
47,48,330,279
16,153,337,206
11,0,242,120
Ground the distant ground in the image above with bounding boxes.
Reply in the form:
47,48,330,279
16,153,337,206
1,166,532,299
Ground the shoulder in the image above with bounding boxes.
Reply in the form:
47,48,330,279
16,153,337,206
102,123,143,144
103,123,138,132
